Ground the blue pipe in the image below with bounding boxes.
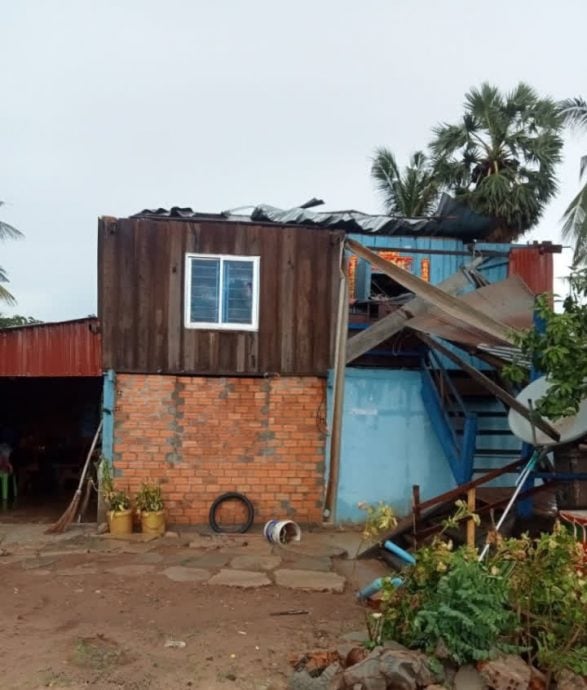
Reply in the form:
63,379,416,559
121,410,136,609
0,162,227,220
384,540,417,565
357,576,403,600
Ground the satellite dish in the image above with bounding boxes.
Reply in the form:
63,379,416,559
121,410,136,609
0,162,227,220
508,376,587,447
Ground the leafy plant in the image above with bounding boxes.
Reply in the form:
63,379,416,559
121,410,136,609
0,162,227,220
358,501,397,542
488,524,587,675
380,539,516,665
412,552,517,664
376,522,587,675
503,270,587,420
99,461,130,512
135,482,164,513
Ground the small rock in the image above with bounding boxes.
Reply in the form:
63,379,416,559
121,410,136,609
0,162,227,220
283,555,332,572
556,669,587,690
341,630,370,644
107,564,156,577
97,522,108,534
22,557,56,570
274,568,345,593
208,569,271,588
478,655,531,690
164,530,180,538
379,648,437,688
164,639,186,648
289,663,343,690
230,554,282,571
181,552,230,569
342,655,386,690
454,664,487,690
529,665,547,690
162,566,210,583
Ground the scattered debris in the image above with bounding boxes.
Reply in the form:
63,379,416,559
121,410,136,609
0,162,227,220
164,639,186,649
270,609,309,617
263,519,302,545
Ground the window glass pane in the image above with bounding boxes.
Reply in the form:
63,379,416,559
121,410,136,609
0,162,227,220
222,260,254,325
190,258,220,323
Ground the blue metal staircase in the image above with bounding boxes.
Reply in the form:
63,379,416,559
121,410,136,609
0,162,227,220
421,351,521,485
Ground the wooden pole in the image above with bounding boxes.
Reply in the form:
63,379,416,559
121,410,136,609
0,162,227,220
345,238,515,345
324,253,349,522
412,485,421,546
346,257,483,364
467,487,476,548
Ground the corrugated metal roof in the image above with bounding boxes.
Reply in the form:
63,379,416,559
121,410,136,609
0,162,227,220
407,275,535,348
132,194,499,240
0,318,102,377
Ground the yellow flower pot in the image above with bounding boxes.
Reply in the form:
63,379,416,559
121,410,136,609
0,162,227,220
140,510,166,536
107,508,133,535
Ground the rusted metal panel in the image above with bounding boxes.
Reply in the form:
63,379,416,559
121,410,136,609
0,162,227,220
509,246,554,295
98,217,344,376
0,318,102,377
407,276,535,347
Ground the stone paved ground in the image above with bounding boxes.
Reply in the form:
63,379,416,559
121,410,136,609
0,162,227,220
0,523,381,593
0,523,386,689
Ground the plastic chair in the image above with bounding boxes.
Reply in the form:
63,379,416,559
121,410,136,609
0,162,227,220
0,471,17,504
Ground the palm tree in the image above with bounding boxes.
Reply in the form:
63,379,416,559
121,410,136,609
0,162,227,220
0,201,22,304
430,83,565,241
371,148,440,217
560,97,587,267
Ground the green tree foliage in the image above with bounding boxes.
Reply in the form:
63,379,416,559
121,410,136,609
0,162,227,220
430,83,564,241
503,269,587,420
0,314,41,328
0,201,22,304
560,96,587,266
370,149,440,216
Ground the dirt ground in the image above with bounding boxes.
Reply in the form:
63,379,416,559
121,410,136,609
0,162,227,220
0,526,377,690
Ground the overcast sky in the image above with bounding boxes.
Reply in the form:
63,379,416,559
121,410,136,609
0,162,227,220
1,1,585,321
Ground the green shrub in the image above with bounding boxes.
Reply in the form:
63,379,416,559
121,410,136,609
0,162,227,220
378,522,587,674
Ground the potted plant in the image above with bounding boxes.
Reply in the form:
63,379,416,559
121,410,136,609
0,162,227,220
100,461,133,535
135,482,166,536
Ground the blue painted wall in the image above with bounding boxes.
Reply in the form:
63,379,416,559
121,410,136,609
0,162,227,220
327,368,457,521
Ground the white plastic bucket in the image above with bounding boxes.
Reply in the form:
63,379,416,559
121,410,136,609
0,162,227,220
263,519,302,544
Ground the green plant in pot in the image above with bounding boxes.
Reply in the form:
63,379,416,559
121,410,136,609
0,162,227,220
135,482,166,536
100,461,133,535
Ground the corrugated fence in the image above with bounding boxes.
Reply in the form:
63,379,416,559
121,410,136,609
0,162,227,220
0,318,102,377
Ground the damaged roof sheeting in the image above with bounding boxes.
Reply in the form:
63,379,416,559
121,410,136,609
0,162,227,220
251,194,497,240
407,275,535,349
134,193,498,240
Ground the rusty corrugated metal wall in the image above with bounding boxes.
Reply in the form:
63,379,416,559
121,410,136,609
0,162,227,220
0,318,102,377
508,245,555,295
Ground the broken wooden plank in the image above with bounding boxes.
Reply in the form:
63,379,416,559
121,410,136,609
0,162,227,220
345,239,515,346
346,257,483,364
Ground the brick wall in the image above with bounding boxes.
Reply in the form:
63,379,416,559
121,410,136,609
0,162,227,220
113,374,326,524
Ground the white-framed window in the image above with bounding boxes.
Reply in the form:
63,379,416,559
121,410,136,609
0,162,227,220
184,253,260,331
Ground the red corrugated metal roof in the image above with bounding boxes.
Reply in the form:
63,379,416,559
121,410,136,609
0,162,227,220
509,245,555,295
0,318,102,377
